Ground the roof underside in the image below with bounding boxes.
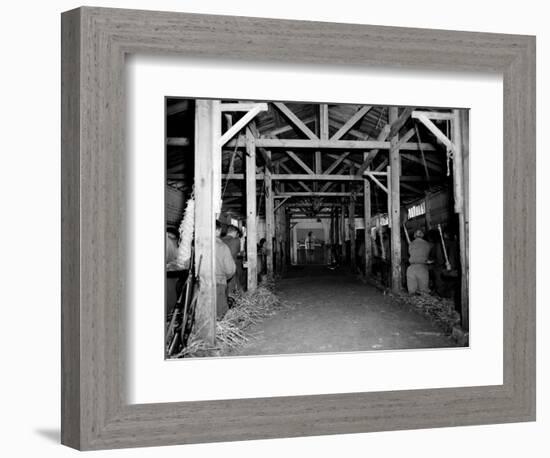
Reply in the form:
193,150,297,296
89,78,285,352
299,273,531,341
166,99,455,219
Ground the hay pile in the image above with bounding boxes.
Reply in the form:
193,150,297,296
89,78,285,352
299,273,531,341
177,285,283,358
394,292,460,334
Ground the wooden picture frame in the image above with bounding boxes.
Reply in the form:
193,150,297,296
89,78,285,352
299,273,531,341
61,6,536,450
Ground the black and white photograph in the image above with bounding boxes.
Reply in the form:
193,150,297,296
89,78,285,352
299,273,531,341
165,99,470,358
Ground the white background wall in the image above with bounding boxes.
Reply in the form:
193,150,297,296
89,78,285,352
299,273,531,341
0,1,547,456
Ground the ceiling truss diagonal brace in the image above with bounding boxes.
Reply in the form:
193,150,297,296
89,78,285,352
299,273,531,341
411,111,456,153
219,103,268,147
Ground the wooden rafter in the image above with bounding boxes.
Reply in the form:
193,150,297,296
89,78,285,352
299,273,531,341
401,153,442,173
219,103,268,147
273,102,319,140
226,137,435,150
331,105,372,141
326,153,362,169
401,183,423,194
320,162,351,192
223,172,438,184
328,119,368,140
412,111,456,152
277,192,363,197
319,104,329,140
285,150,314,174
264,116,316,137
166,137,190,146
166,100,190,116
279,162,311,192
323,152,351,174
411,110,455,121
220,102,268,112
364,171,388,194
355,107,415,176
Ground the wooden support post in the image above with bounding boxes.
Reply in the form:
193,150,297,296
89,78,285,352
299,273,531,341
386,166,392,228
424,192,433,230
265,150,274,277
363,153,372,276
453,109,469,331
194,99,220,346
275,202,284,274
320,104,329,140
389,106,402,293
349,193,356,270
340,203,347,263
245,127,258,291
284,209,291,270
314,150,321,192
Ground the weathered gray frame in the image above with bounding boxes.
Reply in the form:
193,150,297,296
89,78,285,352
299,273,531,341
61,6,536,451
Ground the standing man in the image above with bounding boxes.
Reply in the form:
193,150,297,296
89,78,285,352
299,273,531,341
215,221,236,318
305,231,316,264
222,225,242,294
406,229,432,295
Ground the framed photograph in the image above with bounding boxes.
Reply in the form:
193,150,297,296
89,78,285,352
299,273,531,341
61,6,535,450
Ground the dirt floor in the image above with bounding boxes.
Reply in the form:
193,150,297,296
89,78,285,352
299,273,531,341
226,265,458,357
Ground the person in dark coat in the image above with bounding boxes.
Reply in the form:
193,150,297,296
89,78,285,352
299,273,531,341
222,225,242,294
215,221,236,318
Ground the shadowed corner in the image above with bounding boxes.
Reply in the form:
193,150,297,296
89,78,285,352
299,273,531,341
35,428,60,444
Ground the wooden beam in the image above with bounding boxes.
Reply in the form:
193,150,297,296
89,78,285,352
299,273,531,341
324,152,350,174
245,127,257,291
166,100,189,116
265,150,274,277
329,119,369,140
276,174,360,181
264,116,316,137
331,105,372,141
349,191,356,270
219,104,267,147
401,152,443,173
279,163,311,192
374,159,388,172
257,147,273,171
356,107,415,176
363,153,372,276
401,183,423,194
395,128,415,149
453,109,468,330
389,107,402,293
320,162,351,192
411,110,455,121
365,172,388,194
277,192,362,197
273,102,318,140
412,112,456,152
320,104,329,140
166,137,190,146
226,137,436,150
220,102,268,112
285,150,315,174
389,107,414,138
223,173,439,184
194,100,219,346
274,196,290,212
340,203,346,263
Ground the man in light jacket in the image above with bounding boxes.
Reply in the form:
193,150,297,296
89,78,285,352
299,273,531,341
406,229,432,295
215,220,236,318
